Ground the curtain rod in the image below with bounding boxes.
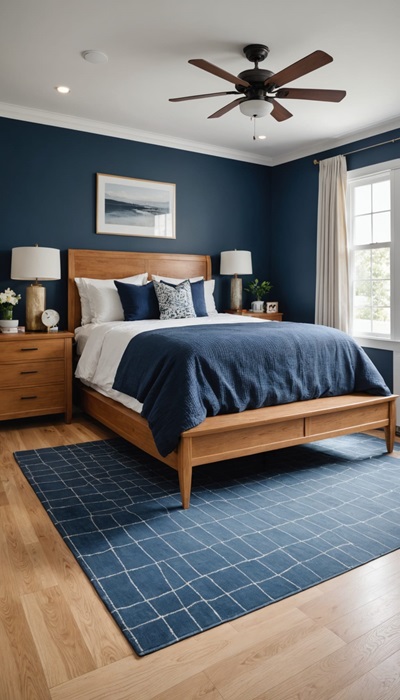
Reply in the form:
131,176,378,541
313,136,400,165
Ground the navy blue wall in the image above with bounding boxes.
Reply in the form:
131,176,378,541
0,117,271,326
270,127,400,390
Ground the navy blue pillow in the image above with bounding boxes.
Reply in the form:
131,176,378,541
163,279,208,317
114,280,160,321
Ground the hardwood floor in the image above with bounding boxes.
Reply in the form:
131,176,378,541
1,414,400,699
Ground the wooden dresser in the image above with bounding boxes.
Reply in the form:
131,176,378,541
0,331,74,422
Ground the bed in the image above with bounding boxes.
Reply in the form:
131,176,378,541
68,248,397,509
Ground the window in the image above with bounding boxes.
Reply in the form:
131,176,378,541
347,159,400,340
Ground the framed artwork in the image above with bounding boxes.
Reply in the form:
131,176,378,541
266,301,279,313
96,173,176,238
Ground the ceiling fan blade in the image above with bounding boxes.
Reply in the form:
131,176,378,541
275,87,346,102
270,99,293,122
208,97,246,119
264,50,333,88
169,91,239,103
189,59,251,88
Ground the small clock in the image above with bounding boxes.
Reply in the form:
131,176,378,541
41,309,60,332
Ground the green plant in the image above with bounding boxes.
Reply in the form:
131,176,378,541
245,278,272,301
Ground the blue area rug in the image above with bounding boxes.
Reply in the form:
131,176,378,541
14,433,400,656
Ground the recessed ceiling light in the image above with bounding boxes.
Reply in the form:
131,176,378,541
82,50,108,64
257,135,267,140
55,86,70,94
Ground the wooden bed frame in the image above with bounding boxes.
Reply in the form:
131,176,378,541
68,248,397,509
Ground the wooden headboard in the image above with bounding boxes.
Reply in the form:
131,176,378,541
68,249,212,332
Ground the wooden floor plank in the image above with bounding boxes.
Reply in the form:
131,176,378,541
206,627,345,700
370,648,400,698
150,672,223,700
323,672,391,700
0,513,52,700
22,585,96,687
327,589,400,642
253,613,400,700
299,566,400,625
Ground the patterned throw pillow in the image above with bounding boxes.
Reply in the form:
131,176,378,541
153,279,196,320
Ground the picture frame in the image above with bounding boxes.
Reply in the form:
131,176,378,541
266,301,279,313
96,173,176,238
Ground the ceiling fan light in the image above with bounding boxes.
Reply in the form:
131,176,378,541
239,99,272,118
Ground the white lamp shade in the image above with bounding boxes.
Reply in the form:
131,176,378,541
11,246,61,281
220,250,252,275
239,99,273,118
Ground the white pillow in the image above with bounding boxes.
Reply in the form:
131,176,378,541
204,279,217,315
75,273,148,325
74,278,93,326
151,275,217,316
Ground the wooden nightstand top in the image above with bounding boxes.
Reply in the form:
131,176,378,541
0,330,74,342
225,310,283,321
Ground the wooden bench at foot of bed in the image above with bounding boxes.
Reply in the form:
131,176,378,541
79,385,397,509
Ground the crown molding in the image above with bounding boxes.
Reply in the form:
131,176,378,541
270,116,400,166
0,102,274,167
0,101,399,168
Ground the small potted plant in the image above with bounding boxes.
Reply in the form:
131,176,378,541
0,287,21,329
245,278,272,312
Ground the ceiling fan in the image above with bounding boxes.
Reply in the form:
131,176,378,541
169,44,346,121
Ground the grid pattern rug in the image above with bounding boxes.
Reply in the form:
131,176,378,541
14,433,400,656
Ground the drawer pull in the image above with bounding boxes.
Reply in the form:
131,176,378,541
20,370,38,375
20,395,38,400
20,347,39,352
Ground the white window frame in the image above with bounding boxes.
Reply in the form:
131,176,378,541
347,158,400,345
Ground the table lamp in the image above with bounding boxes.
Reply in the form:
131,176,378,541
11,245,61,331
220,250,252,311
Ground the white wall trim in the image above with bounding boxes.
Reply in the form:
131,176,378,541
1,101,399,168
271,117,400,166
0,101,274,167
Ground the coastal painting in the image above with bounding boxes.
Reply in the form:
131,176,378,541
96,174,176,238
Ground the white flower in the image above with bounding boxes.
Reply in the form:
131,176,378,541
0,288,21,308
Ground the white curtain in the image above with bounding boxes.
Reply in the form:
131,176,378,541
315,155,349,332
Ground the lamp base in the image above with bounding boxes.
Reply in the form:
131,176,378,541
230,276,243,311
26,284,46,331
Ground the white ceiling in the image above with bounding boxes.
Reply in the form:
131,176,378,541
1,0,400,166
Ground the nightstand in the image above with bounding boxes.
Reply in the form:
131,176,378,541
0,331,74,423
225,310,283,321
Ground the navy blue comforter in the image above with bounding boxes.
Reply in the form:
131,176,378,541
113,322,390,456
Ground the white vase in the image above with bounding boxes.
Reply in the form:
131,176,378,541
0,319,18,329
251,300,264,312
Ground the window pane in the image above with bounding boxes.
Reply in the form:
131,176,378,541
372,307,390,335
371,247,390,278
353,307,372,334
354,215,371,245
354,280,371,307
372,180,390,212
354,184,371,215
372,279,390,306
372,211,391,243
354,249,371,279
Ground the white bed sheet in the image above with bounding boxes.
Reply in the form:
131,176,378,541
75,314,266,414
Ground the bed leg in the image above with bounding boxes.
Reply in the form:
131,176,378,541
384,398,396,453
177,437,193,509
